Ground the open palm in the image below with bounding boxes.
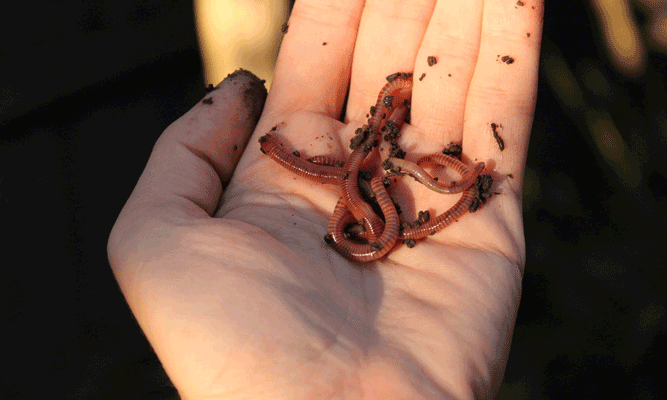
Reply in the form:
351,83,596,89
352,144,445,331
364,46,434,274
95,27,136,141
109,0,542,398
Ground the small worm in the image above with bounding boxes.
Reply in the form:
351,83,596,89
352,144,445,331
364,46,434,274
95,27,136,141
308,155,345,167
340,75,413,237
399,184,477,240
416,153,485,192
367,75,413,132
259,72,492,262
387,153,484,194
327,198,357,244
327,177,400,262
378,104,408,161
259,134,343,184
340,145,384,241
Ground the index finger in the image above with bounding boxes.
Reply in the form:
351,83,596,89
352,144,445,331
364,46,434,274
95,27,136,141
261,0,365,123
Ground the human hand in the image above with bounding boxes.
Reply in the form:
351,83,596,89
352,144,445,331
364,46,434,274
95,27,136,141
108,0,543,398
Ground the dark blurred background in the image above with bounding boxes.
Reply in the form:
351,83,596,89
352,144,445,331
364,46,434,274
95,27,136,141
1,1,665,399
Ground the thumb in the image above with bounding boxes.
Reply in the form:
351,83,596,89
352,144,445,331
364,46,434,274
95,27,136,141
109,69,266,269
107,70,266,348
165,69,267,189
123,69,266,218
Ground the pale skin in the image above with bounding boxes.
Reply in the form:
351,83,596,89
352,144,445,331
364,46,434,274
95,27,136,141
108,0,543,398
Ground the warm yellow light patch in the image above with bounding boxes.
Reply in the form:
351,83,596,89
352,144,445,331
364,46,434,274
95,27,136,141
194,0,288,90
590,0,646,76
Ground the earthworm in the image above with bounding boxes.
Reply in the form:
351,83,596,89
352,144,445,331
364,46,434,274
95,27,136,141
417,153,486,191
387,154,485,194
399,184,477,240
368,74,413,132
327,177,400,262
326,198,357,244
331,176,479,243
339,143,384,240
259,72,491,262
308,155,345,167
339,74,413,238
378,104,408,161
259,134,343,184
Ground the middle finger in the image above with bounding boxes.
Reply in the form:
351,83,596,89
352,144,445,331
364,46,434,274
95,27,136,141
346,0,436,124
